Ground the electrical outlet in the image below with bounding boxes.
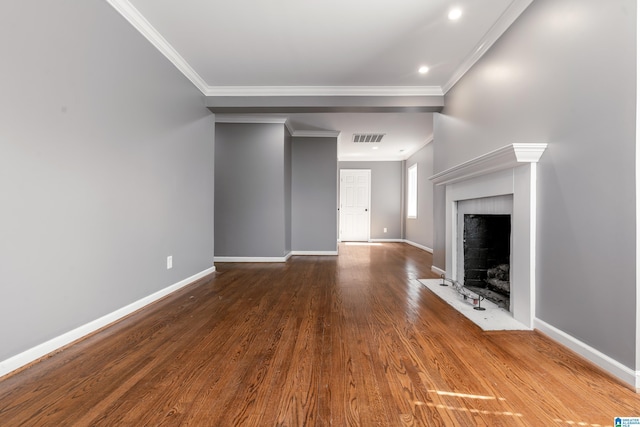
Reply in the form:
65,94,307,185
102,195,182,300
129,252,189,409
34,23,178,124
384,228,387,233
167,255,173,269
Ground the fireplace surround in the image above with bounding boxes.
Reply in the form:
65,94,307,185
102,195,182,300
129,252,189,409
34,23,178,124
430,143,547,328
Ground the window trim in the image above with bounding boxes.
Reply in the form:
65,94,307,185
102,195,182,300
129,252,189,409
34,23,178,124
407,163,418,219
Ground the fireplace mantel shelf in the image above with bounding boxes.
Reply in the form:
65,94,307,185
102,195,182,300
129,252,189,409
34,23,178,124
429,143,547,186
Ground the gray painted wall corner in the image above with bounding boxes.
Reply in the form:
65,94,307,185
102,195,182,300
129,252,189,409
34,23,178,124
293,137,338,252
1,0,215,362
214,123,287,258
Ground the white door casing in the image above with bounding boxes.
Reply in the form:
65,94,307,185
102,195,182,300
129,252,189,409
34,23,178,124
339,169,371,241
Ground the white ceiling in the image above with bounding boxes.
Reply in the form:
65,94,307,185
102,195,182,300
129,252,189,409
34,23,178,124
110,0,532,160
287,113,433,161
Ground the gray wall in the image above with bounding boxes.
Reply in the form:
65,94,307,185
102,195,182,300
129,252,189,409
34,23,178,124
214,123,287,257
404,144,434,250
284,129,293,254
0,0,215,362
338,161,404,240
433,0,636,367
293,138,338,251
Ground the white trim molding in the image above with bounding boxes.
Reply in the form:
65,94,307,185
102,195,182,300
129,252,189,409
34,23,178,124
430,143,547,186
0,266,216,379
214,254,292,263
214,115,288,124
285,121,296,136
535,318,640,391
401,136,434,161
431,265,446,276
403,240,434,253
339,155,423,162
105,1,441,99
290,251,338,256
104,0,209,94
106,0,530,99
291,130,341,138
205,85,444,97
442,0,534,94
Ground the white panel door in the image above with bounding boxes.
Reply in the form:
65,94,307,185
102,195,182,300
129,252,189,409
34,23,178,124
339,169,371,241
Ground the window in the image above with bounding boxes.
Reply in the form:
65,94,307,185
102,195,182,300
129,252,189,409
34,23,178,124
407,163,417,218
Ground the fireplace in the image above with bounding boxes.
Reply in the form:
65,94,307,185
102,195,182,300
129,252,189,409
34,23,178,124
430,143,547,328
456,194,513,310
463,213,511,310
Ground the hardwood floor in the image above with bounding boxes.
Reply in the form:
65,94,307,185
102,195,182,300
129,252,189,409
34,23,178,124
0,243,638,426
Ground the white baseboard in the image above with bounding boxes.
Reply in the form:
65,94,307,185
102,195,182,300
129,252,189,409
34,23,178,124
215,250,339,261
290,251,338,256
214,256,289,262
534,318,639,391
403,239,434,253
0,266,216,379
431,265,446,276
370,239,404,243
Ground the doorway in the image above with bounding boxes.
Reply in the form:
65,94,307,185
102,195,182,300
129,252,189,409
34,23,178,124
339,169,371,241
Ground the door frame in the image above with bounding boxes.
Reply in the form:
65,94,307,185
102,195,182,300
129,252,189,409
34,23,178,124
339,169,371,242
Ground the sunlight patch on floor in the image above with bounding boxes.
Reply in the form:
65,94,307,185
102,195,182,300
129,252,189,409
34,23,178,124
414,401,523,418
553,419,605,427
428,389,506,401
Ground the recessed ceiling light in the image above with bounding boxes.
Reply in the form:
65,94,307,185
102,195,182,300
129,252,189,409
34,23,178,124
372,146,379,150
418,66,429,74
448,8,462,20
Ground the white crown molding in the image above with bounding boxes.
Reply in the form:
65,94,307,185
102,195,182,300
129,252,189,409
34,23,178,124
105,0,209,93
338,155,410,162
429,143,547,185
402,136,434,160
442,0,533,94
285,121,296,136
204,85,444,97
292,130,341,138
107,0,527,99
214,115,288,124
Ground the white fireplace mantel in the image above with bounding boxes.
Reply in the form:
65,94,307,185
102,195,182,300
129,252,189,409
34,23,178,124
430,143,547,328
430,143,548,186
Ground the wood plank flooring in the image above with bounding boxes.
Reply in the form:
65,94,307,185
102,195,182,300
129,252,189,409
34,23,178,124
0,242,638,426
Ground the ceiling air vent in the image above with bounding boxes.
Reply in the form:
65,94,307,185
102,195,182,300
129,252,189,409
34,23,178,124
352,133,385,143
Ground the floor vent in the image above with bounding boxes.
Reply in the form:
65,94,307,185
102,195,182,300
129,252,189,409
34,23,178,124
352,133,385,143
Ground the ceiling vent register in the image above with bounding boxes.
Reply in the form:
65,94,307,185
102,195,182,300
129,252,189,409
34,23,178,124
352,133,385,143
